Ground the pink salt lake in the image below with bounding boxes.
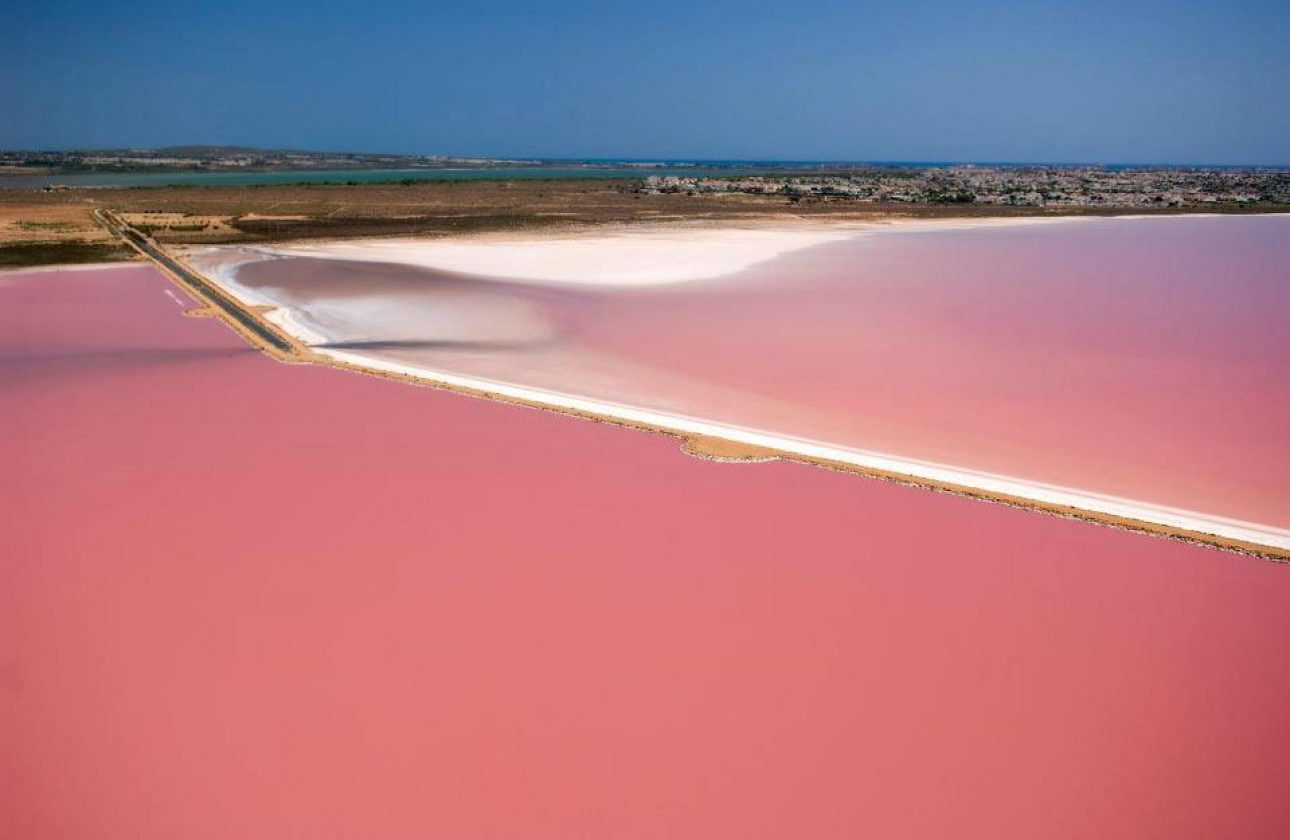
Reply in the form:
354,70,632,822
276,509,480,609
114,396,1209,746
222,215,1290,531
4,256,1290,840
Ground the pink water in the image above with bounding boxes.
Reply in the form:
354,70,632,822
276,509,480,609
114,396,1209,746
233,216,1290,528
3,265,1290,839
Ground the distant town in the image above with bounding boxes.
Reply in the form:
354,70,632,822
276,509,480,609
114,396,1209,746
639,166,1290,209
4,147,1287,212
4,149,1288,270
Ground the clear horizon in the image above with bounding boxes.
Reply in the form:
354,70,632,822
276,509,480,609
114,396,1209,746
6,147,1289,169
3,0,1287,166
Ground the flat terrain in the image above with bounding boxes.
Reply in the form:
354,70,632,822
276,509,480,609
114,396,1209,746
0,199,132,267
4,264,1289,839
202,216,1288,552
4,180,1283,266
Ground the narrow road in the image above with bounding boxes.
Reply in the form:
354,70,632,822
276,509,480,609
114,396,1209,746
97,210,299,355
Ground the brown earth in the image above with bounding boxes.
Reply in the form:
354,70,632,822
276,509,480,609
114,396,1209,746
681,436,781,463
4,180,1282,255
0,200,134,266
0,200,115,244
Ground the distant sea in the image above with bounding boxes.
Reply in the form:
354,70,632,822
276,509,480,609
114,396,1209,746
0,163,814,190
4,159,1280,189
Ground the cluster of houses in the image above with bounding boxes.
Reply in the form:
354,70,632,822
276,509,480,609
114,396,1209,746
639,166,1289,208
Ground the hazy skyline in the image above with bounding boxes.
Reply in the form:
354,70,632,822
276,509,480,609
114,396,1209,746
3,0,1287,164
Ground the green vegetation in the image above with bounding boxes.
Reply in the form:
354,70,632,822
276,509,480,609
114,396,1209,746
0,241,133,268
14,219,77,231
930,190,976,204
133,222,209,234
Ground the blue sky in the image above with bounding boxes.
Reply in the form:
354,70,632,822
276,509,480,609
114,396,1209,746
2,0,1286,163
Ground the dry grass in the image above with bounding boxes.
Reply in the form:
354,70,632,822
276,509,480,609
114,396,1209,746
117,212,239,240
2,179,1244,248
0,196,134,266
0,200,113,244
2,179,1282,252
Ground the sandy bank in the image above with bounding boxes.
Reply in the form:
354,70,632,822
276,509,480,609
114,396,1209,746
0,260,141,276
